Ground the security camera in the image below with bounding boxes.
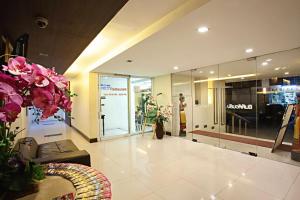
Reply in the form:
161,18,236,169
35,16,48,29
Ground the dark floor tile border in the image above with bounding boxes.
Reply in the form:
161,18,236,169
71,125,98,143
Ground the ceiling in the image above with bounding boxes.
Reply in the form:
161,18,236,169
93,0,300,77
0,0,128,74
65,0,208,76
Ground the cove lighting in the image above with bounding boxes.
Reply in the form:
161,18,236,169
173,66,179,70
197,26,209,33
245,48,253,53
193,73,256,83
261,62,268,66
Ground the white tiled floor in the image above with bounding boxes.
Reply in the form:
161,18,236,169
28,122,300,200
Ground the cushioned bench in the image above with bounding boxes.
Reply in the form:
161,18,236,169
14,137,91,166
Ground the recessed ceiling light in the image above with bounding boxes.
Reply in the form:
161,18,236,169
266,58,272,62
262,62,268,66
209,71,215,74
227,74,232,77
284,72,289,75
274,67,280,71
173,66,179,70
197,26,209,33
245,48,253,53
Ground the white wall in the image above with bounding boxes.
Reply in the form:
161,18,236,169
69,72,99,140
152,74,172,132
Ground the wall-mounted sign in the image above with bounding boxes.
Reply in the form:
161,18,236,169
226,104,253,110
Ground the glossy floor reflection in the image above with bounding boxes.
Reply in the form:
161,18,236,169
28,123,300,200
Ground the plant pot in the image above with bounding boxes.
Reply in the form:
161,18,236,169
155,122,164,139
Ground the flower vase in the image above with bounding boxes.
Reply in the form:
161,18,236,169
155,121,164,139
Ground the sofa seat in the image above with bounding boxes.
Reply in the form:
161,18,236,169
14,137,91,166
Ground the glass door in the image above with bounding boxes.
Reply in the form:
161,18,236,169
99,75,129,138
191,65,221,147
218,59,257,154
129,77,152,134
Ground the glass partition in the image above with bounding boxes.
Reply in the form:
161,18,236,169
171,71,193,137
219,59,257,153
171,47,300,165
191,65,220,147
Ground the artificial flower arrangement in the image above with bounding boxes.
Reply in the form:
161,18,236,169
0,56,73,197
145,94,172,124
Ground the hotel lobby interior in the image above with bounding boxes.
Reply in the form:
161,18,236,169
1,0,300,199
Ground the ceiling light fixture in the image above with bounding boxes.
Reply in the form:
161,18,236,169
274,67,280,71
266,58,272,62
245,48,253,53
173,66,179,70
285,72,289,75
209,71,215,74
241,77,245,80
262,62,268,66
197,26,209,33
227,74,232,77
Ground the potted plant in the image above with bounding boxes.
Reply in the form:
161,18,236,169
0,56,73,199
145,95,172,139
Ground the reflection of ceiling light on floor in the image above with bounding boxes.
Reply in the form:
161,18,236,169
209,71,215,74
262,62,268,66
274,67,280,71
285,72,289,75
266,58,272,62
197,26,209,33
245,48,253,53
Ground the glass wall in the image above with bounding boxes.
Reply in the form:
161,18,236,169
130,77,152,134
171,47,300,164
100,75,129,138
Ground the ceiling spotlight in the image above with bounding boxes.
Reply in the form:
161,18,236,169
209,71,215,74
266,58,272,62
285,72,289,75
274,67,280,71
245,48,253,53
262,62,268,66
197,26,209,33
173,66,179,70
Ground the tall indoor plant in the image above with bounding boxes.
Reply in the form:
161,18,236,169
145,95,172,139
0,56,73,198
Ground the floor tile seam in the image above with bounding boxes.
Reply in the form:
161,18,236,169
282,171,300,200
180,176,227,198
232,174,289,200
